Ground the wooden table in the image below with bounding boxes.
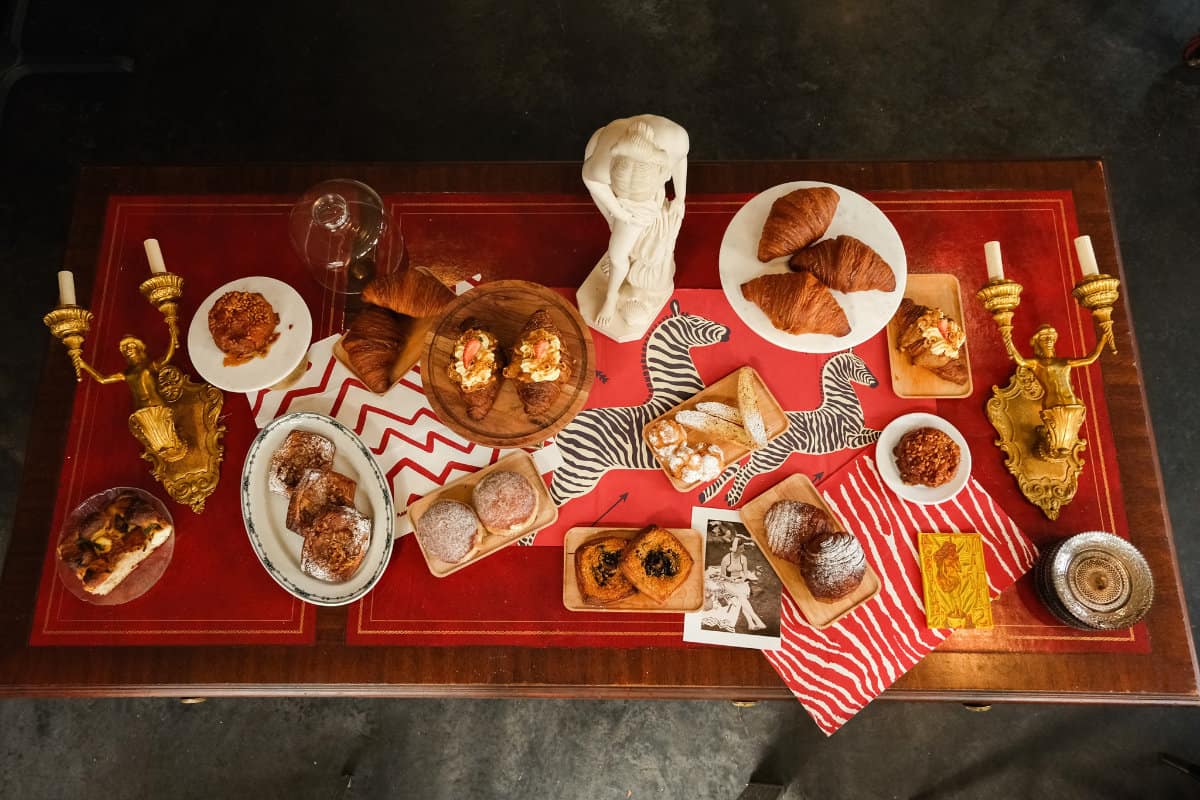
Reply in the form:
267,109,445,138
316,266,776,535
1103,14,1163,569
3,161,1196,703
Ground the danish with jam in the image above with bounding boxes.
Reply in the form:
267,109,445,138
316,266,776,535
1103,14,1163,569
447,322,504,420
503,309,572,417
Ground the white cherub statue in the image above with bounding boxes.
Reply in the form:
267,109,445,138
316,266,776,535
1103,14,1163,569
576,114,689,342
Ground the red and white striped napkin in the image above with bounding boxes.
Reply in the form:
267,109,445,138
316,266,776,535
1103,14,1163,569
762,453,1037,735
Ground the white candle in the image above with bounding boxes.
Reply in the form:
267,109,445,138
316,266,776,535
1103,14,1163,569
57,270,76,306
144,238,167,274
984,240,1005,282
1075,235,1100,277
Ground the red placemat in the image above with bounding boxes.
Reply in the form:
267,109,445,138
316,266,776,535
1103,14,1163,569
350,189,1143,652
30,196,334,645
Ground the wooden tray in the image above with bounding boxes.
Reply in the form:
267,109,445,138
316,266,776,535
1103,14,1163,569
408,451,558,578
642,366,788,492
422,280,595,447
885,273,973,399
739,473,881,628
562,527,705,613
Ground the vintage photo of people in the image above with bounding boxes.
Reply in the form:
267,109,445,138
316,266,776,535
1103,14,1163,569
684,507,783,650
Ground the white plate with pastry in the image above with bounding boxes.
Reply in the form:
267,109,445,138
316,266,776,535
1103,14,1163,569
187,276,313,393
876,412,971,505
240,411,394,606
719,180,907,353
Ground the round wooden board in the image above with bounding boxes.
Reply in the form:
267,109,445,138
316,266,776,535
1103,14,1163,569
422,280,596,448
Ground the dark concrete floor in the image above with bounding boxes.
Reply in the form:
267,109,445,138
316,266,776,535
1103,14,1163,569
2,1,1200,798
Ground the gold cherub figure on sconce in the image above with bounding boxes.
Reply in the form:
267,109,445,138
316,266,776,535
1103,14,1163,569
976,237,1120,520
43,240,225,513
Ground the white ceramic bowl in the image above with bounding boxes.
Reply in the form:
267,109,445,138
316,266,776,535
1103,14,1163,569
875,412,971,505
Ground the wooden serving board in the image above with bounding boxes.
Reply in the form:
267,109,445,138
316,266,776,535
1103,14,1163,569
421,280,595,448
642,366,788,492
562,527,705,613
408,451,558,578
739,473,881,629
885,273,973,399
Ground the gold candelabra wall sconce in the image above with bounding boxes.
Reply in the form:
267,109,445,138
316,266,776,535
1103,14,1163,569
976,236,1120,520
43,239,225,513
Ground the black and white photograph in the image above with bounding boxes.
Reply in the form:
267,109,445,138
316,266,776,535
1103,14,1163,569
684,507,783,651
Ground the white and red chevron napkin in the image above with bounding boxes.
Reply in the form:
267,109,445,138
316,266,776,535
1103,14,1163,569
762,453,1037,735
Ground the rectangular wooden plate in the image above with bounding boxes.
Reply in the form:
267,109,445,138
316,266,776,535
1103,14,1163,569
562,526,706,613
408,450,558,578
885,273,973,399
739,473,881,629
642,366,789,493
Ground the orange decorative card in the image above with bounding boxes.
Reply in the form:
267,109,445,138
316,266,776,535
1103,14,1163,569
919,532,993,630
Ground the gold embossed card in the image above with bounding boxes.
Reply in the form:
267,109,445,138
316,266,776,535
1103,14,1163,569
919,532,993,629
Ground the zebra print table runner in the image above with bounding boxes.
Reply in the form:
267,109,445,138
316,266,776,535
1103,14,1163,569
763,453,1037,735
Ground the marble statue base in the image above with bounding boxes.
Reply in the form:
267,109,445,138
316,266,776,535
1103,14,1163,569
575,255,674,343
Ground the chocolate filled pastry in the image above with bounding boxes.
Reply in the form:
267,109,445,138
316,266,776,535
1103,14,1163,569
503,309,572,417
801,531,867,602
471,470,539,535
285,468,357,534
764,500,836,564
740,271,851,337
57,492,173,596
300,506,371,582
618,525,694,604
757,186,839,262
447,323,504,420
893,298,969,385
789,235,896,293
575,536,638,606
414,499,483,564
361,267,455,318
341,306,408,393
268,430,336,496
894,427,961,487
208,291,281,366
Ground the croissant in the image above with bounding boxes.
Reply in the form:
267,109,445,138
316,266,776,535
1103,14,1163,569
362,266,455,318
757,187,839,262
741,272,851,337
893,298,969,385
447,321,505,421
341,307,406,393
503,309,572,417
789,235,895,293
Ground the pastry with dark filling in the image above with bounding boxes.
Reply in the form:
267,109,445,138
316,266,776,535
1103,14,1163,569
57,491,173,596
618,525,694,604
575,536,637,606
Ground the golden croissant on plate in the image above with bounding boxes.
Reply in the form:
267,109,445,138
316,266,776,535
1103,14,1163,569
740,271,850,337
757,186,839,262
789,235,895,293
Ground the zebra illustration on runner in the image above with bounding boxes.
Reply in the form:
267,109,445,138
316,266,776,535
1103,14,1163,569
548,300,730,507
699,351,882,507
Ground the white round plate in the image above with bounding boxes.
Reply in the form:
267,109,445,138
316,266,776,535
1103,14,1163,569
240,412,394,606
719,180,907,353
875,412,971,505
187,276,313,393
